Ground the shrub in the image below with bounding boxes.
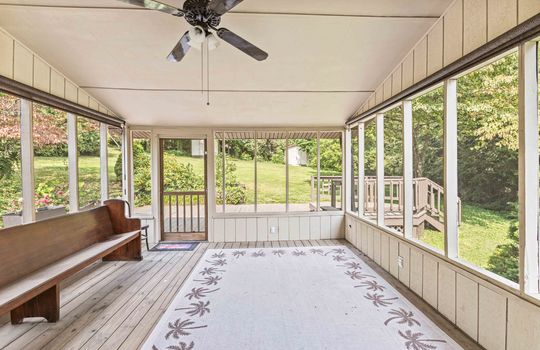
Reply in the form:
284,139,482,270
215,157,247,205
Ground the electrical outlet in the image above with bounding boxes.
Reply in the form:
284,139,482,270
270,226,278,234
397,256,404,269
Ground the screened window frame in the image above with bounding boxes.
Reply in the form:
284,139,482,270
345,39,540,301
214,130,345,214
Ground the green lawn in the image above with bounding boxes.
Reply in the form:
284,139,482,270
171,153,320,204
33,150,122,210
420,203,513,268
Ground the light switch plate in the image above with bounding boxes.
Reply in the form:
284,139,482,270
397,256,404,269
270,226,278,234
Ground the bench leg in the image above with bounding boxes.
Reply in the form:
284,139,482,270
11,284,60,324
103,236,143,261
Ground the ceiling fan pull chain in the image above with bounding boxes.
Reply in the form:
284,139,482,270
207,39,210,106
201,43,204,96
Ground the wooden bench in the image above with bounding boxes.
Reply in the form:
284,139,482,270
0,199,142,324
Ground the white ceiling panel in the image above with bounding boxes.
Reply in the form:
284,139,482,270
0,1,451,126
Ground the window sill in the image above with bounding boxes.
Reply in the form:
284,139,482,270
213,210,345,219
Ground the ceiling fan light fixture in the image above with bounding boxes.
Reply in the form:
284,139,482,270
188,25,206,49
207,33,220,51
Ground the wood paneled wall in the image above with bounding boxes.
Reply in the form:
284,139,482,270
355,0,540,116
210,214,344,243
0,27,116,117
346,214,540,350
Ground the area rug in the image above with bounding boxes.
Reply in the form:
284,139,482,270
143,246,462,350
150,242,199,252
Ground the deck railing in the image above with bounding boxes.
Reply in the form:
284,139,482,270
313,175,461,231
163,191,206,233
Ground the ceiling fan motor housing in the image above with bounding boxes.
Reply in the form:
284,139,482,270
183,0,222,29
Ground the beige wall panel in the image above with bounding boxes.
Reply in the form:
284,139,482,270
50,69,65,98
299,217,310,240
398,242,410,287
372,229,381,264
487,0,517,40
375,87,383,105
288,217,300,240
367,226,374,258
478,286,506,350
65,81,78,103
330,215,343,239
33,57,50,93
89,97,99,111
427,20,444,75
267,217,279,241
402,55,414,89
519,0,540,23
246,218,257,241
422,255,438,307
0,31,13,78
345,216,353,242
309,216,321,240
224,218,235,242
389,238,399,278
456,274,479,341
361,223,369,252
278,217,289,241
463,0,487,54
383,78,392,100
380,234,390,271
213,218,225,242
78,90,90,107
320,216,331,240
98,105,108,114
391,67,402,96
443,0,464,66
409,248,423,296
367,95,375,110
235,218,247,242
507,298,540,349
257,217,268,241
13,42,33,86
413,37,427,84
437,264,456,322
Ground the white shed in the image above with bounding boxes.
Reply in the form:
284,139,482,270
287,146,308,166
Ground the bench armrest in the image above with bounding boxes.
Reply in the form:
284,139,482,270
104,200,141,234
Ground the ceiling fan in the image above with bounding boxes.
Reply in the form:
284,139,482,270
118,0,268,62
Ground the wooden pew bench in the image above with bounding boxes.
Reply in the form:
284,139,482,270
0,199,142,324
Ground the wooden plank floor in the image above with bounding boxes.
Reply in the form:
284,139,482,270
0,240,480,350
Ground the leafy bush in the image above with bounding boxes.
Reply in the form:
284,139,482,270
163,154,203,192
215,157,247,205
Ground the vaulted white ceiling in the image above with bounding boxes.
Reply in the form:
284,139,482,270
0,0,451,126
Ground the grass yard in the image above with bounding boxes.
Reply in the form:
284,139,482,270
420,203,513,269
175,153,321,204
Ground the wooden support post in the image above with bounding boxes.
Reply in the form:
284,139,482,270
10,284,59,324
100,123,109,202
402,100,413,239
444,79,458,258
376,113,385,226
67,113,79,212
344,127,352,213
20,99,35,224
518,41,539,295
316,132,321,211
358,123,365,217
285,132,289,212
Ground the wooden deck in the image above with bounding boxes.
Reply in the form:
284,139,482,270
0,240,479,350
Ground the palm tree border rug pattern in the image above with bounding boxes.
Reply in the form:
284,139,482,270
143,246,462,350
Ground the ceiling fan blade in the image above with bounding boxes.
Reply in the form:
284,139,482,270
207,0,243,15
117,0,183,16
167,31,191,62
217,28,268,61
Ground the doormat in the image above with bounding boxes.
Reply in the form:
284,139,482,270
150,242,199,251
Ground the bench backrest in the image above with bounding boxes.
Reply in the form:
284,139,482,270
0,206,114,287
